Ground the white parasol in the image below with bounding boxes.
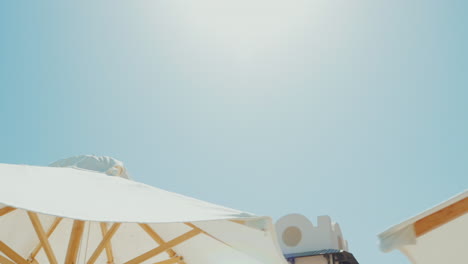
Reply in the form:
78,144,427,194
378,190,468,264
0,156,287,264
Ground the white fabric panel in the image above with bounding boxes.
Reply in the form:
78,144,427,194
0,209,40,257
144,221,264,264
0,163,257,223
194,219,286,264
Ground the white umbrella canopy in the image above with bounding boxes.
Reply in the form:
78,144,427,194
378,191,468,264
0,156,287,264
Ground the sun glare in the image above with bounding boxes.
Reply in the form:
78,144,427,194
166,0,310,58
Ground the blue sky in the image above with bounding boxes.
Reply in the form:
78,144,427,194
1,1,467,263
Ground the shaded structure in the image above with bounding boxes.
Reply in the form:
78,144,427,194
285,249,359,264
276,214,359,264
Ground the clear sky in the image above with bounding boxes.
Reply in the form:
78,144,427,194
1,1,467,263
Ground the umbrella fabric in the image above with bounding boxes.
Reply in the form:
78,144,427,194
378,191,468,264
0,157,287,264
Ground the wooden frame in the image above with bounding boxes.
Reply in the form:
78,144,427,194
87,223,121,264
0,255,15,264
27,212,58,264
28,217,62,261
153,256,183,264
230,220,246,225
100,223,115,264
0,207,16,217
124,228,201,264
65,220,86,264
414,197,468,237
229,219,264,231
138,224,183,261
0,242,29,264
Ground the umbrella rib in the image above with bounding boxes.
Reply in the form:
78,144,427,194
99,222,115,264
0,255,15,264
124,228,202,264
0,241,29,264
229,220,264,231
414,197,468,237
230,220,246,225
65,220,86,264
0,207,16,217
28,217,63,261
27,212,58,264
153,256,183,264
184,223,234,249
138,223,187,264
87,223,121,264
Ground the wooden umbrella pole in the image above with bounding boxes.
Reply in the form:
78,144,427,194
153,256,183,264
0,255,16,264
65,220,86,264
